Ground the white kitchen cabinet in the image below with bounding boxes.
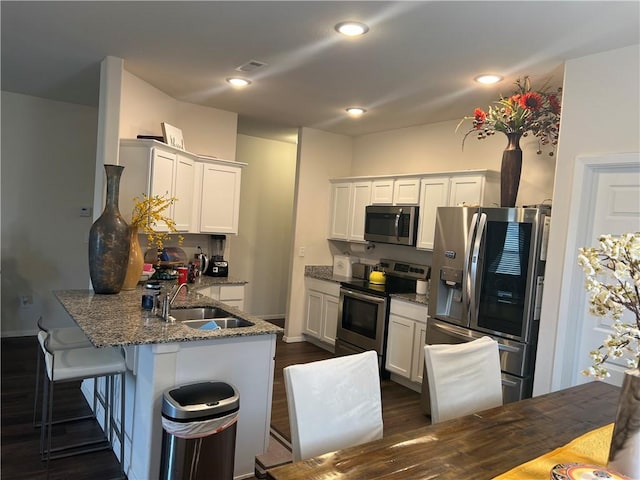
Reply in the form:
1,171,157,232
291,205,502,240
371,179,394,204
119,139,245,236
328,180,371,242
304,278,340,350
371,178,420,205
196,161,242,234
119,140,195,232
198,284,245,310
385,298,428,389
416,171,499,250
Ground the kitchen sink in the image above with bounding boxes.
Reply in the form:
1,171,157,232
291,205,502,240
170,307,233,321
181,318,254,329
170,307,254,329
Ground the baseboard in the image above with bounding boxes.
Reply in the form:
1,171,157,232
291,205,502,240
301,335,335,354
389,373,422,393
282,335,305,343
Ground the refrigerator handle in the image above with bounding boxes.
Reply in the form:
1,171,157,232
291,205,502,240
463,213,478,315
395,208,402,242
469,213,487,323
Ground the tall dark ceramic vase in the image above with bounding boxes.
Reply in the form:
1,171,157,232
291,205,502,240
88,164,130,294
500,132,523,208
608,368,640,479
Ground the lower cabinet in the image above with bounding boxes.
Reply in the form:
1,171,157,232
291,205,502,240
385,298,428,390
304,278,340,351
198,284,245,310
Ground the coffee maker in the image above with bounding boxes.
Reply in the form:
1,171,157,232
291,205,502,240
205,235,229,277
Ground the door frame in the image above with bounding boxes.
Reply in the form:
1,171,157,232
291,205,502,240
550,152,640,391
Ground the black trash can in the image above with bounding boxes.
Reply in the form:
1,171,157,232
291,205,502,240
160,381,240,480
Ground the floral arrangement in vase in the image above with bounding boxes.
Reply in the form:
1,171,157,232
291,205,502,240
457,76,562,156
121,193,184,290
578,232,640,379
130,193,184,249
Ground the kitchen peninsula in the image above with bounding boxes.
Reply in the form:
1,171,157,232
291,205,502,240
55,277,282,480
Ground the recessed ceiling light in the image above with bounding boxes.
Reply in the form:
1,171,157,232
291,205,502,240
226,77,251,87
335,21,369,37
474,74,503,85
346,107,367,116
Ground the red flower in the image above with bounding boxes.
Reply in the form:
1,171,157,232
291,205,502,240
548,94,561,115
473,108,486,128
519,92,543,111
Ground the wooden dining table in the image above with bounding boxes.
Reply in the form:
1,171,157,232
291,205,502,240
266,381,620,480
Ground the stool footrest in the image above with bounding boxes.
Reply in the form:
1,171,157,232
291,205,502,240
42,438,111,460
34,413,95,428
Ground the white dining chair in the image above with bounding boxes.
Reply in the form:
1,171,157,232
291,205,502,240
424,336,503,424
283,350,383,461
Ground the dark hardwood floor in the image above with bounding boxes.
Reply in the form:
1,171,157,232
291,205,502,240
2,330,430,479
1,336,124,480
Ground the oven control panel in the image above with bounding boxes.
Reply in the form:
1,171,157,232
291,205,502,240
379,259,430,280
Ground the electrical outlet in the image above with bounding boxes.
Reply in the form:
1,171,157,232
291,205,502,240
19,295,33,308
298,247,305,257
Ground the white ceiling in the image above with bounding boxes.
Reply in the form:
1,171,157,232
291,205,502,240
2,1,638,143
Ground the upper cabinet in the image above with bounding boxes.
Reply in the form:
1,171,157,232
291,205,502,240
328,180,371,242
371,178,420,205
196,162,242,234
119,139,245,235
416,172,499,250
328,170,498,250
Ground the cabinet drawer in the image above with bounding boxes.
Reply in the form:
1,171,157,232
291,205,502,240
219,285,244,301
390,298,428,321
305,278,340,297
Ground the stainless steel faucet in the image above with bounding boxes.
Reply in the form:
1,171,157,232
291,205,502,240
160,283,188,322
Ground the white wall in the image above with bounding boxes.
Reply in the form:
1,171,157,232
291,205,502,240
284,128,352,341
1,92,98,335
232,134,297,318
352,118,556,207
534,44,640,395
120,70,238,160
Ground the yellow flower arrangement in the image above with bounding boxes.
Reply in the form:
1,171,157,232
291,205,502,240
130,193,184,249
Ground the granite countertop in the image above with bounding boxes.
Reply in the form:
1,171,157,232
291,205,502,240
54,278,281,348
305,265,429,306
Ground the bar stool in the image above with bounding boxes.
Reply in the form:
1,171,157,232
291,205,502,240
40,330,127,478
33,316,93,426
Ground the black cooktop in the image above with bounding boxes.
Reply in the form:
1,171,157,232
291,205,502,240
340,259,430,297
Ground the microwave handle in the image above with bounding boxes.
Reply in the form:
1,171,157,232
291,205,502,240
395,208,403,242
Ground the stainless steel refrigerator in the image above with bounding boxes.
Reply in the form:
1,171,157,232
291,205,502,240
421,206,551,413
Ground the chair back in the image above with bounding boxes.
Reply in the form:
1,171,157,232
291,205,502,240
424,336,502,424
283,350,383,461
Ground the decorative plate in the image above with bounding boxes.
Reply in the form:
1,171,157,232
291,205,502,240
551,463,630,480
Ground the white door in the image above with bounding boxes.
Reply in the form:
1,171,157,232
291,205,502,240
575,165,640,386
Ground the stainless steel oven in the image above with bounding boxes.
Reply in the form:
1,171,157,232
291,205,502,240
336,287,388,357
335,259,430,376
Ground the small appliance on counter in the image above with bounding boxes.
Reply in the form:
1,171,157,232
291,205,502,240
205,235,229,277
333,254,359,278
352,263,373,280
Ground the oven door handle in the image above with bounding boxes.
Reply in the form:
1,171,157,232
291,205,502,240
341,288,386,305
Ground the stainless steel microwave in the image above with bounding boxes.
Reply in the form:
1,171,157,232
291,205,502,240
364,205,419,246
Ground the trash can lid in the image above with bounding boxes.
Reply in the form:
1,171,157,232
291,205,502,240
162,381,240,421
